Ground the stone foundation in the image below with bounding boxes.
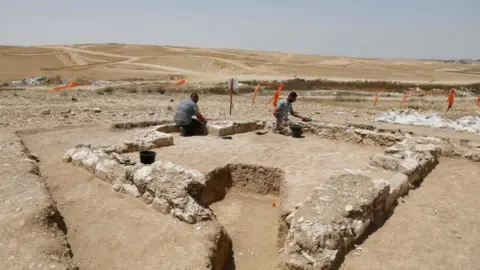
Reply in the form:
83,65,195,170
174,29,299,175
66,119,480,269
278,136,440,269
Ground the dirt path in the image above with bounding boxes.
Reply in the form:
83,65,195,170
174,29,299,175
341,157,480,270
210,192,279,270
21,128,227,270
42,45,201,75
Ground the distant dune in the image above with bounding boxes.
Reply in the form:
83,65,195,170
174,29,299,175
1,44,480,83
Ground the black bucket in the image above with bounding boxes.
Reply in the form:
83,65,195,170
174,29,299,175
290,124,303,138
140,151,156,164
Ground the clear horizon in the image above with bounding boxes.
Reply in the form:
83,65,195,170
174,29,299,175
1,0,478,60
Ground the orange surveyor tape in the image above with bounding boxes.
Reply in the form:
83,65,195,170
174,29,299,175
477,96,480,106
400,89,444,106
265,83,284,107
51,81,78,91
373,91,381,106
252,81,284,107
401,91,409,106
447,90,455,111
252,83,261,105
165,79,186,89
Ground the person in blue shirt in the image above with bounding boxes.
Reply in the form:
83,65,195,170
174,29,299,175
173,92,207,136
273,91,307,135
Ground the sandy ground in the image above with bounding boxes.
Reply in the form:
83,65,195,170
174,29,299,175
341,157,480,270
128,132,380,213
20,125,378,269
1,88,479,141
1,74,480,269
21,127,227,270
0,132,75,270
2,44,480,83
210,192,279,270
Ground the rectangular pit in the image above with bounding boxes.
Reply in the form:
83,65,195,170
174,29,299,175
126,131,383,269
22,125,388,270
127,131,382,213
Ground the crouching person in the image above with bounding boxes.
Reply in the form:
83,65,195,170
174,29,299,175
273,91,307,135
173,92,208,136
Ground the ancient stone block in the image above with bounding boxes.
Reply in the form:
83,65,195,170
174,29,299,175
207,122,235,136
152,197,171,214
155,124,181,133
279,171,391,270
385,172,409,209
369,154,401,170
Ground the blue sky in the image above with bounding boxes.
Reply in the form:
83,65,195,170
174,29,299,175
1,0,478,59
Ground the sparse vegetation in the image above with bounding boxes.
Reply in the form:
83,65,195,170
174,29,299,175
143,88,153,94
96,87,115,95
156,87,166,94
46,75,63,85
127,87,138,93
333,96,367,103
240,78,480,94
103,87,114,94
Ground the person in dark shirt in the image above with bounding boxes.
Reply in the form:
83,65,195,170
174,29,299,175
173,92,207,136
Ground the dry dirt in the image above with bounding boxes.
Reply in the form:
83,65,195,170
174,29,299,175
210,192,279,270
2,44,480,269
21,127,229,270
20,125,379,269
341,157,480,270
1,88,479,141
2,87,479,269
2,44,480,83
127,132,381,213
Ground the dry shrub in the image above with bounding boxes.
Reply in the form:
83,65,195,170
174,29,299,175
333,96,367,103
46,75,63,85
126,87,138,93
239,78,480,94
103,87,115,94
96,87,115,95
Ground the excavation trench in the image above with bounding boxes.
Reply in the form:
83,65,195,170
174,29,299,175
20,126,387,269
201,164,286,270
16,137,77,267
20,130,234,270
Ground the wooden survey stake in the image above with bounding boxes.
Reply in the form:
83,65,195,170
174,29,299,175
227,78,238,115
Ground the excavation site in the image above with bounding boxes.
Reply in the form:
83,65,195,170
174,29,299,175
11,116,479,269
2,40,480,270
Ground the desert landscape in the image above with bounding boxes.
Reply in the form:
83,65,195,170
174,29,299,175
1,44,480,270
2,44,480,83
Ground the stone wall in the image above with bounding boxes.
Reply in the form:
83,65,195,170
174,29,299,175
298,121,480,162
70,119,479,269
278,134,441,269
207,120,266,136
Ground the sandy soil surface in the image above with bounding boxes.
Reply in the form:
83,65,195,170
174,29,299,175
2,44,480,83
341,157,480,270
0,132,75,270
2,88,479,141
19,125,378,269
210,192,279,270
21,128,227,270
1,68,480,269
128,132,380,213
